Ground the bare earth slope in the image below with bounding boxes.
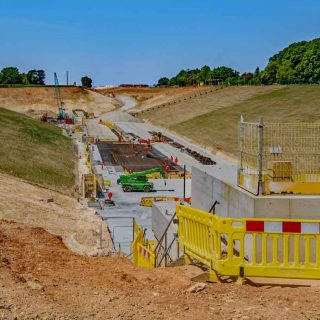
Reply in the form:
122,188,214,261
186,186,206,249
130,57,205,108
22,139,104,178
0,87,118,117
95,86,215,111
1,220,320,320
0,173,113,256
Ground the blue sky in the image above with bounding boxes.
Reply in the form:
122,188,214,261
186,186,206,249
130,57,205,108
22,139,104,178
0,0,319,86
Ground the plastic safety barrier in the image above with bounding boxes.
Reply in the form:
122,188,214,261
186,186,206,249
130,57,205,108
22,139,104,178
177,204,320,280
132,220,155,268
85,144,93,174
140,196,192,207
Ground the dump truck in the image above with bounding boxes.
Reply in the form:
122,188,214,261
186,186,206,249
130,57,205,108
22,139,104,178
117,168,164,192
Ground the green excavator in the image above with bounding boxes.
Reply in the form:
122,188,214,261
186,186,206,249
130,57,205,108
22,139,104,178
117,168,165,192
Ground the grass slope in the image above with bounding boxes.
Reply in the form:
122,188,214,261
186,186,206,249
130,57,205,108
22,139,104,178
0,107,74,191
173,85,320,155
141,86,279,127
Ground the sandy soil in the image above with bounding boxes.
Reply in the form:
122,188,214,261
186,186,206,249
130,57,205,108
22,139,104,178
0,173,113,256
95,86,214,112
0,87,119,117
1,220,320,320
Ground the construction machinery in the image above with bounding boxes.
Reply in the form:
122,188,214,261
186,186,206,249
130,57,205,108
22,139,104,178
117,168,165,192
54,72,66,120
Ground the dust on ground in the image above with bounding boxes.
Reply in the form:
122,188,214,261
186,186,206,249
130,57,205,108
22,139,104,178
0,87,119,117
1,220,320,320
0,173,113,256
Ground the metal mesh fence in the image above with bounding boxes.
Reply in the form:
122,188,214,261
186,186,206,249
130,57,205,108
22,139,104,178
239,118,320,193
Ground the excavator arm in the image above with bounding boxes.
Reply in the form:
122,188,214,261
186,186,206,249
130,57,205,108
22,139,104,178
126,168,164,179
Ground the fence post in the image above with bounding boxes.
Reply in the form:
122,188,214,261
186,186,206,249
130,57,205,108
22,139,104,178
258,117,264,195
238,115,244,186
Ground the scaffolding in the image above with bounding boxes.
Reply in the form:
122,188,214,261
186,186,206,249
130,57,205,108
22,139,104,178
238,117,320,195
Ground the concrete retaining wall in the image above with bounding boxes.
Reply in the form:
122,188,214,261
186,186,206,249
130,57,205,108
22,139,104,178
192,166,320,219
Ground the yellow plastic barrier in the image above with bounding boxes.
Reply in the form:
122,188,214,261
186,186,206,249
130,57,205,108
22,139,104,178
104,179,111,187
132,220,155,268
140,196,192,207
177,204,320,281
85,144,93,174
167,172,192,179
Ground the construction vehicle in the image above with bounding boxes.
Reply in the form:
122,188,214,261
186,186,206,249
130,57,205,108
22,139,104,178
54,72,66,120
152,132,164,142
117,168,165,192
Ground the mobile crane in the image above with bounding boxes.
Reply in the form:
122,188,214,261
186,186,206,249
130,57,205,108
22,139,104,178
54,72,66,120
117,168,165,192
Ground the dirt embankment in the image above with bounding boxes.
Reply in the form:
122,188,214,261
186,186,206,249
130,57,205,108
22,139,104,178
95,86,214,111
0,173,113,256
1,220,320,320
0,87,119,117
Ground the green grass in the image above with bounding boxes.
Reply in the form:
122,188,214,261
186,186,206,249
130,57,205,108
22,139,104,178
173,85,320,155
0,107,75,192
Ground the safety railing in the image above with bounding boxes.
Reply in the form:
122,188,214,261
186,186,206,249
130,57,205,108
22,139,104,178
177,204,320,280
131,219,155,268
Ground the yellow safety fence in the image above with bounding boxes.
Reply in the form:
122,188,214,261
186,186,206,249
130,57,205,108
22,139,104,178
132,220,155,268
140,196,192,207
239,171,320,195
167,172,192,179
177,204,320,281
85,144,93,174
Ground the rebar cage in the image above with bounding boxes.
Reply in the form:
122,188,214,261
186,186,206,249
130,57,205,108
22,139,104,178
238,117,320,195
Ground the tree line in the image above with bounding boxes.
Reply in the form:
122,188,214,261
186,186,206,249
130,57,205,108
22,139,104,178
0,67,45,85
158,38,320,86
157,66,260,87
0,66,93,88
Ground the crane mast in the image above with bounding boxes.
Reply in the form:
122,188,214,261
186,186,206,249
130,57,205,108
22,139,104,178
54,72,66,120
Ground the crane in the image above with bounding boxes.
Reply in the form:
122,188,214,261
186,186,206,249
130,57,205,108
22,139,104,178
54,72,66,120
117,168,165,192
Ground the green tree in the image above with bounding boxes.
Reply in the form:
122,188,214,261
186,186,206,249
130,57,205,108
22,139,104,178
81,76,92,88
211,66,239,81
0,67,22,84
27,70,45,84
263,38,320,83
157,77,170,86
37,70,46,84
254,67,260,77
21,73,29,85
241,72,254,82
198,65,211,84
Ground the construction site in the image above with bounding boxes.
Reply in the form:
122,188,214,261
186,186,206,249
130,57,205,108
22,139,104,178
1,76,320,319
1,1,320,314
